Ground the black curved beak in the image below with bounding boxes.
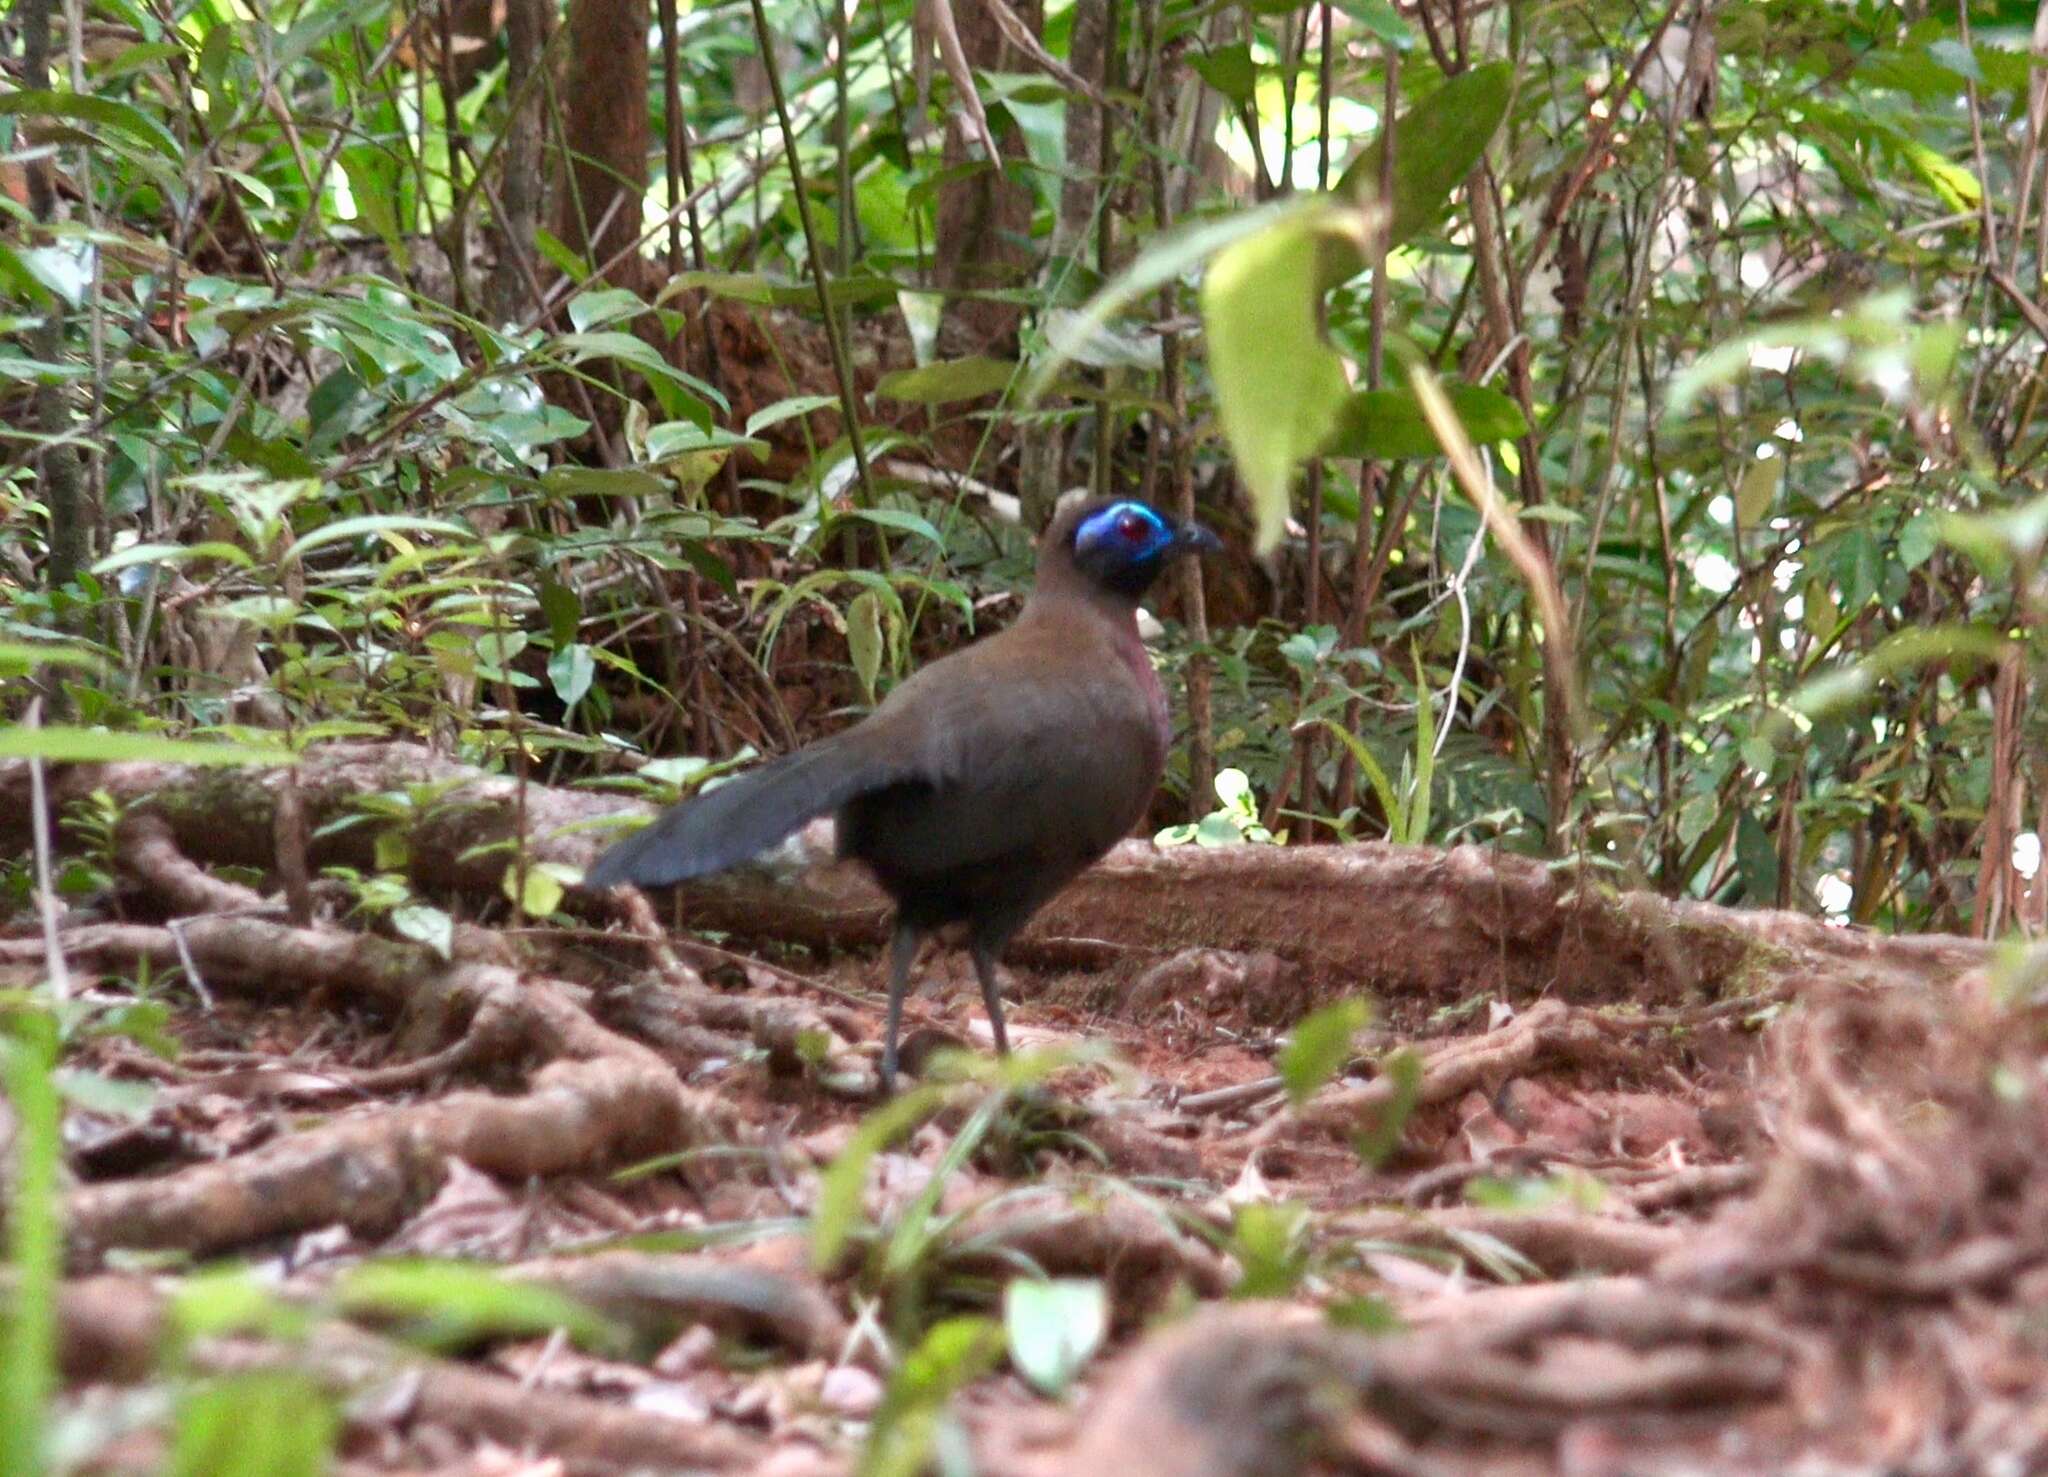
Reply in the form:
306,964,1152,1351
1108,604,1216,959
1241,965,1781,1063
1168,520,1223,558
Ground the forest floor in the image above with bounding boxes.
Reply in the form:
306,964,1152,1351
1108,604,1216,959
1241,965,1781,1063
6,747,2048,1476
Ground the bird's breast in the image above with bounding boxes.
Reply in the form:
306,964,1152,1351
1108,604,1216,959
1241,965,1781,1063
1110,620,1171,756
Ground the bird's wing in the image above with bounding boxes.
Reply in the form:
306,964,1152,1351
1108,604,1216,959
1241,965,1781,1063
585,732,925,888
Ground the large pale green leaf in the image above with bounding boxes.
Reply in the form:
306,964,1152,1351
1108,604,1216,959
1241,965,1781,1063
1278,998,1374,1106
1191,43,1257,105
0,729,293,765
1200,205,1353,552
0,89,182,161
874,356,1017,405
1323,381,1527,459
288,515,474,561
1004,1279,1107,1396
334,1259,617,1354
0,642,103,677
92,541,254,576
1329,61,1514,283
169,1372,335,1477
1022,198,1302,403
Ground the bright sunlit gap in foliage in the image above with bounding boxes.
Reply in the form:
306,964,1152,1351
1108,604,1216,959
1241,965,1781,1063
1214,95,1380,192
1693,551,1738,593
1816,873,1853,921
2015,833,2042,883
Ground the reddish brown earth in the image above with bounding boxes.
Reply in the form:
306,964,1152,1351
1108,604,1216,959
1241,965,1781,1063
5,747,2043,1476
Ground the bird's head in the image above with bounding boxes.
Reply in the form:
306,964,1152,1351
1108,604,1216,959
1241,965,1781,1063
1039,496,1222,603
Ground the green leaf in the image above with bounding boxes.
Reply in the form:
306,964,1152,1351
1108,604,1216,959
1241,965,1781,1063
169,1372,335,1477
1331,0,1414,48
746,394,840,437
0,642,103,678
1734,808,1779,904
289,515,474,561
565,287,647,332
1333,61,1513,274
0,1015,60,1477
1898,511,1940,571
542,466,671,500
1200,204,1352,553
389,904,454,961
874,356,1017,405
1003,1279,1107,1397
811,1085,949,1269
1353,1047,1422,1166
1323,382,1527,459
0,729,293,765
1231,1201,1311,1298
168,1269,306,1343
1327,1294,1402,1331
1787,625,2007,722
863,1316,1005,1477
1191,43,1257,105
53,1067,153,1117
0,89,183,161
1736,457,1782,529
1317,720,1405,840
503,861,568,919
334,1259,617,1354
1278,997,1374,1106
548,643,597,713
846,590,884,704
91,541,254,575
538,579,581,646
1022,198,1302,404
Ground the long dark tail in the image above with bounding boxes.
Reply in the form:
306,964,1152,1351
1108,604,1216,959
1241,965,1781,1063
586,737,891,889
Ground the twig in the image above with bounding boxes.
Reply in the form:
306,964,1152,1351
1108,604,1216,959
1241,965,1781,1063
24,699,71,1001
746,0,876,509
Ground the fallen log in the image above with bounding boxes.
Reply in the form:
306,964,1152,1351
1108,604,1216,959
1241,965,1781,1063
0,742,1988,1008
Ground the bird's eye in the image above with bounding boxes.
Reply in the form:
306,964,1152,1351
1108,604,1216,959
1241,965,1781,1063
1116,510,1147,541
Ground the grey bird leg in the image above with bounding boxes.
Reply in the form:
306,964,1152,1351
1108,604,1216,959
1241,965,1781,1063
881,921,920,1092
969,941,1010,1059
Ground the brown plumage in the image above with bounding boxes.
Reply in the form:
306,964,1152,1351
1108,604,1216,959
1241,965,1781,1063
588,497,1219,1087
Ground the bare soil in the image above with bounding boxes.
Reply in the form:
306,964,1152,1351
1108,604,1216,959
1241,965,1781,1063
6,747,2043,1477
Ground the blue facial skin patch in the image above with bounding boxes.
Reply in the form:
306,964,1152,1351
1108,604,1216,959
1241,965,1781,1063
1075,501,1171,562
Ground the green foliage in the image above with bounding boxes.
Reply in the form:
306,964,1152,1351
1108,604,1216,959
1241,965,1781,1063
1353,1049,1423,1167
168,1372,336,1477
1229,1201,1313,1298
1278,997,1374,1106
1199,201,1355,552
859,1316,1005,1477
0,1010,61,1477
1002,1278,1107,1396
333,1259,622,1354
1155,767,1279,847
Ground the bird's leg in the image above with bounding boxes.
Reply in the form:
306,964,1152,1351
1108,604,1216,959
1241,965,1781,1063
969,941,1010,1059
880,921,920,1093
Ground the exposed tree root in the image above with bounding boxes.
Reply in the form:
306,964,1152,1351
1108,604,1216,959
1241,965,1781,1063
1333,1204,1685,1275
1244,998,1613,1146
4,821,739,1265
0,743,1990,1013
1045,1287,1794,1477
948,1186,1233,1324
51,1278,770,1475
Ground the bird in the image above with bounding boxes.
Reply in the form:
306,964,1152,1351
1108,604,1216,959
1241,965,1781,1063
587,495,1221,1088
